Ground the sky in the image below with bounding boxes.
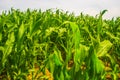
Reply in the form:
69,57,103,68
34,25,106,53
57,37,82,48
0,0,120,19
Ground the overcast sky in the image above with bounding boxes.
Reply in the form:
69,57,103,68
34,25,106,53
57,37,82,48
0,0,120,19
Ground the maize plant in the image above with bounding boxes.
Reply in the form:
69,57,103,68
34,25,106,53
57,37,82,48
0,8,120,80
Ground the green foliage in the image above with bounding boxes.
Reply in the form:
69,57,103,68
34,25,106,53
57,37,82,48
0,8,120,80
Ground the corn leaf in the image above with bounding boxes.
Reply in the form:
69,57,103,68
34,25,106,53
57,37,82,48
97,40,112,57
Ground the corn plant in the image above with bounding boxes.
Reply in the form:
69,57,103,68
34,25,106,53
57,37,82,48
0,8,120,80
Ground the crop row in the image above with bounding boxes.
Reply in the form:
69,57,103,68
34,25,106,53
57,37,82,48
0,9,120,80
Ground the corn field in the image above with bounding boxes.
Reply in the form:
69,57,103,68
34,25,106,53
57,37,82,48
0,9,120,80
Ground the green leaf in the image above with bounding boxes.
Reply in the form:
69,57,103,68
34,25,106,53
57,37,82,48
100,10,108,16
53,50,63,66
97,40,112,57
0,46,4,52
106,31,119,40
60,71,64,80
69,22,80,48
92,52,104,74
0,33,2,41
18,22,25,41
